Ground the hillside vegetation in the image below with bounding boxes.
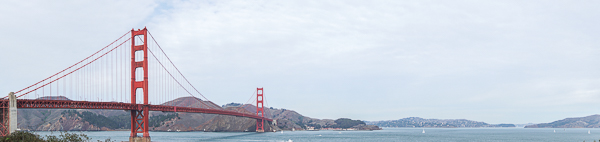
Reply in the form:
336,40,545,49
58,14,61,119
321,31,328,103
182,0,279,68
525,115,600,128
17,96,379,131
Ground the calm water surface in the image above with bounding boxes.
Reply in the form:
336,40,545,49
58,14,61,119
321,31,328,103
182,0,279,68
34,128,600,142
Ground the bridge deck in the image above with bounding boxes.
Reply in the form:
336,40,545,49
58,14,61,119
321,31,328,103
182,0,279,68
4,99,272,121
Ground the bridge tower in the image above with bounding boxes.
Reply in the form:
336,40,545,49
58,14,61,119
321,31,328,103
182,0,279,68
0,92,15,137
130,28,150,142
256,88,265,132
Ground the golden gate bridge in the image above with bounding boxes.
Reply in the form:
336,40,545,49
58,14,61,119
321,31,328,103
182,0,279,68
0,28,271,142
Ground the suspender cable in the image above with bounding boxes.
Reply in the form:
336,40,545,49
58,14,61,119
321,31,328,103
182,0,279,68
15,38,131,98
147,31,213,103
12,31,131,97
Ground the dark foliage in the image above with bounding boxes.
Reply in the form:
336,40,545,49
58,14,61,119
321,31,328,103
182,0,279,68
45,131,91,142
149,113,179,127
306,123,322,129
0,131,91,142
107,114,131,129
329,118,365,129
294,122,306,129
62,110,129,129
221,102,242,108
79,111,120,129
62,110,182,129
0,131,44,142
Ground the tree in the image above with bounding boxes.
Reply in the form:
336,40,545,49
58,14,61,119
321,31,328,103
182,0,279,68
329,118,365,129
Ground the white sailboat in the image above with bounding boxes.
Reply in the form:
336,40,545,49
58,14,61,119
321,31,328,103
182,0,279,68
553,130,555,133
589,130,591,134
422,129,425,133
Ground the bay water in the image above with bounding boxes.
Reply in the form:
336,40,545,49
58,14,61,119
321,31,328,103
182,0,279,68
34,128,600,142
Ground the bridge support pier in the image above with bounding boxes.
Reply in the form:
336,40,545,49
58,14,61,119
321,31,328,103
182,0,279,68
129,136,151,142
8,92,16,134
0,92,15,136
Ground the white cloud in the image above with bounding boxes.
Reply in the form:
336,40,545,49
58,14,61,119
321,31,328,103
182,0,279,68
1,0,600,124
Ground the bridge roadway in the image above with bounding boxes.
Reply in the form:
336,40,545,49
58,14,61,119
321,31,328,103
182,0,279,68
3,99,272,121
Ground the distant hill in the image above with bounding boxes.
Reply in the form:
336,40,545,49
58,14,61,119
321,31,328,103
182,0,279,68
18,96,278,132
366,117,515,128
17,96,378,131
525,115,600,128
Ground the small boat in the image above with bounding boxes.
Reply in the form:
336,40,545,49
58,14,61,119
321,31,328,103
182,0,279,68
589,130,591,134
281,131,283,133
287,139,293,142
554,130,555,133
422,129,425,133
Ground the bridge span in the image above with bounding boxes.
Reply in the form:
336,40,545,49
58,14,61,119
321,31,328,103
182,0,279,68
1,28,272,142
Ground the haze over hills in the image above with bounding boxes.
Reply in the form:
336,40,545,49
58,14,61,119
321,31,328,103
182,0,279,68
525,115,600,128
368,115,600,128
18,96,600,130
366,117,515,128
514,123,537,128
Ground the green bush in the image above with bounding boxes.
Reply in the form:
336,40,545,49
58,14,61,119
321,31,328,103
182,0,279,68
0,131,91,142
45,131,90,142
0,131,44,142
149,113,179,127
328,118,366,129
62,110,129,129
62,110,179,129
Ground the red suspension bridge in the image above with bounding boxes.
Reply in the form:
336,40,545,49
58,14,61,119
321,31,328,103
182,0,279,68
0,28,272,142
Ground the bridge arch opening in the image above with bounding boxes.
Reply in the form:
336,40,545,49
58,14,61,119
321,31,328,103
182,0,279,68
135,68,144,81
135,88,144,104
134,51,144,62
134,35,145,46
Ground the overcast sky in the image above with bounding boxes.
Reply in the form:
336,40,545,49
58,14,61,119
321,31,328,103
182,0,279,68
1,0,600,124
